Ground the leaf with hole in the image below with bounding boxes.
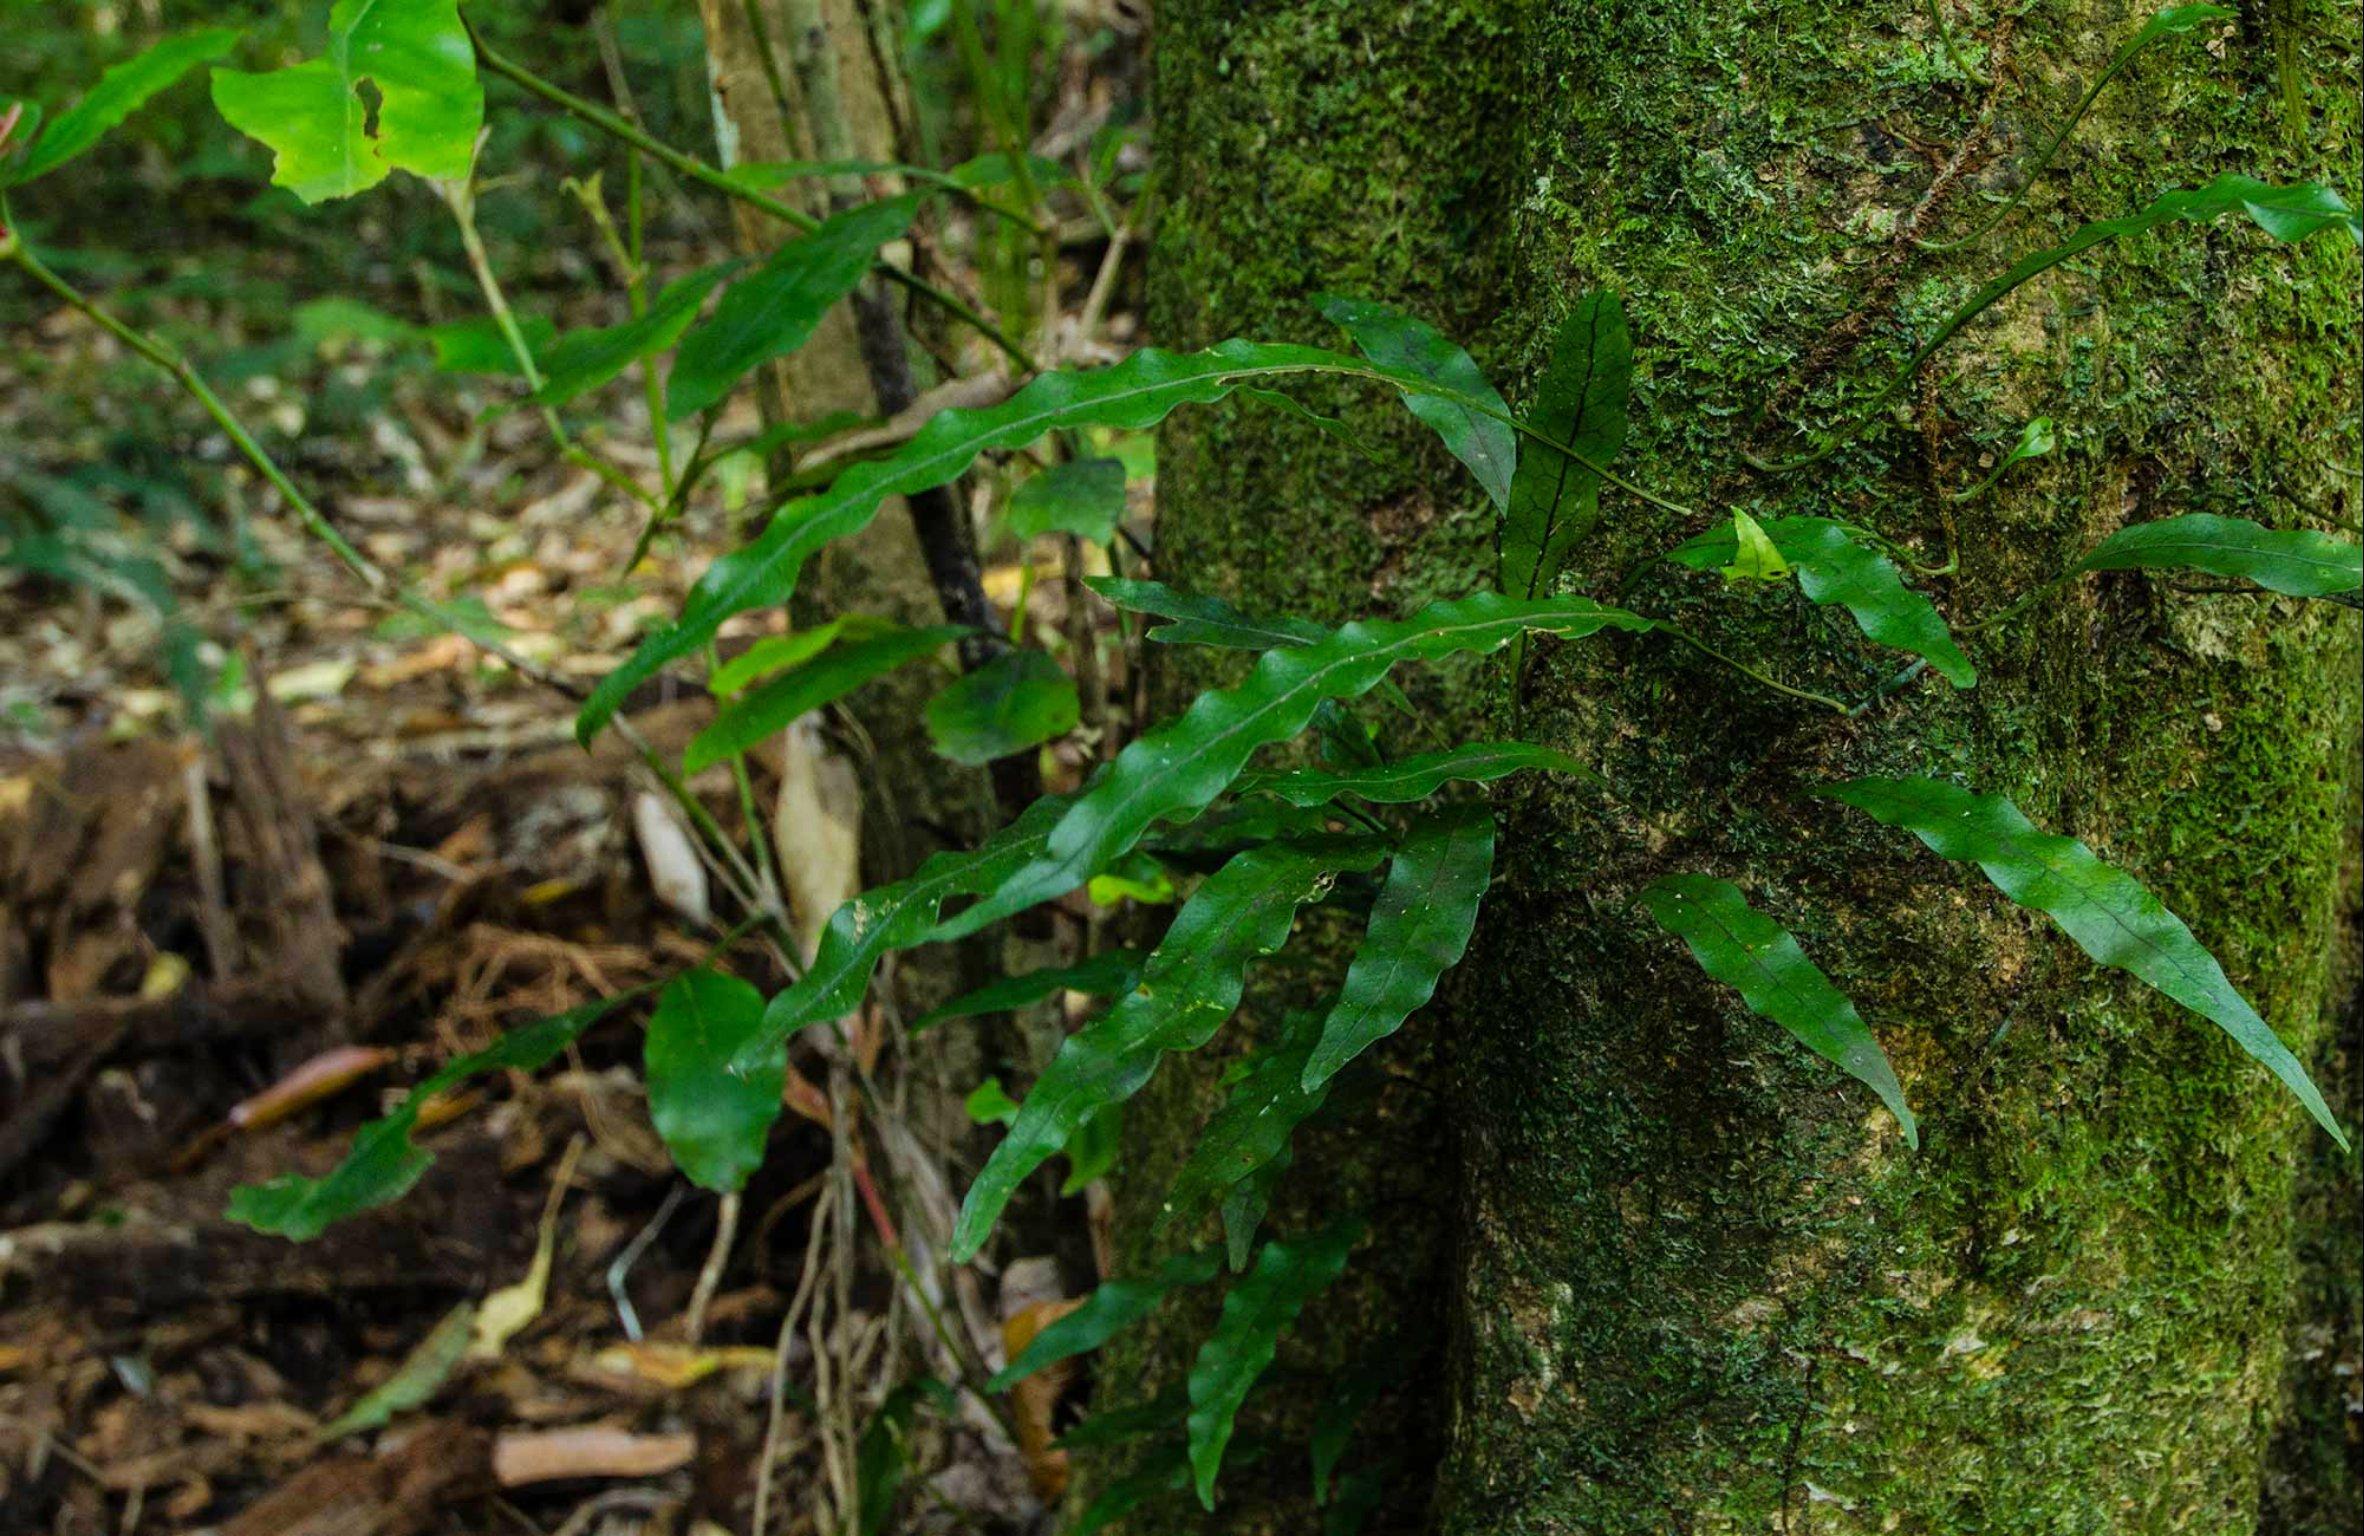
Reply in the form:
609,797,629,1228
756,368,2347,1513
645,969,781,1192
2073,514,2362,607
1005,458,1127,543
924,650,1080,766
227,994,635,1239
989,1250,1220,1392
687,623,965,773
1502,291,1632,597
10,28,241,186
1187,1217,1363,1509
1826,775,2344,1146
531,262,739,408
1639,873,1916,1146
1302,805,1495,1092
1317,294,1515,509
1669,515,1975,686
951,837,1387,1261
930,594,1649,948
211,0,482,203
667,194,921,421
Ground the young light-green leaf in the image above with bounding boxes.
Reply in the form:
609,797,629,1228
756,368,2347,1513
1005,457,1127,543
1302,805,1495,1092
1501,291,1632,597
1668,515,1977,686
1235,741,1598,807
686,623,965,773
930,594,1650,948
950,837,1387,1261
708,621,850,699
988,1250,1220,1392
211,0,482,203
1317,294,1516,509
2073,513,2363,607
1826,775,2345,1146
1187,1217,1363,1509
667,194,920,421
912,948,1147,1031
11,28,241,186
532,262,739,408
1639,873,1917,1146
645,969,782,1192
226,994,635,1240
923,649,1080,766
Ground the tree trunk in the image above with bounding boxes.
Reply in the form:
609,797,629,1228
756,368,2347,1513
1128,2,2362,1531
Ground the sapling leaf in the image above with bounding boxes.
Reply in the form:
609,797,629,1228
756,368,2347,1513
644,969,781,1192
211,0,482,203
427,314,556,377
227,994,635,1239
1084,576,1327,650
1187,1217,1364,1509
930,594,1649,948
1668,515,1977,686
1302,805,1496,1092
1825,775,2346,1146
1162,1011,1331,1233
9,28,241,186
667,194,921,420
687,623,966,773
1639,873,1917,1146
988,1249,1221,1391
924,650,1080,765
1502,291,1632,597
1005,457,1127,543
912,949,1148,1030
1234,741,1598,807
1951,416,2056,502
964,1077,1020,1126
951,838,1388,1261
708,621,851,699
531,262,740,408
2073,514,2363,607
1316,294,1516,509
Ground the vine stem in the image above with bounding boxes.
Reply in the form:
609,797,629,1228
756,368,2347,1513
467,25,1040,375
1653,620,1850,714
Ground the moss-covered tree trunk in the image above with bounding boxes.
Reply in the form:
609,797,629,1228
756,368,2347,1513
1128,1,2361,1531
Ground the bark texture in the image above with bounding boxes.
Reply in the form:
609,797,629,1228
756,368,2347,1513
1126,2,2362,1532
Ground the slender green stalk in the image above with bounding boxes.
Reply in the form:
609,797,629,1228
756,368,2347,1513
1655,621,1850,713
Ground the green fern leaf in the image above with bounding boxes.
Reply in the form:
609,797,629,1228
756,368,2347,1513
1502,291,1632,597
1160,1011,1331,1235
913,949,1147,1031
2074,513,2363,607
531,261,741,408
686,623,965,773
987,1250,1219,1391
1187,1217,1363,1509
1316,294,1516,509
1234,741,1597,806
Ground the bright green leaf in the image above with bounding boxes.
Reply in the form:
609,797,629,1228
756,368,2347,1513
427,314,555,377
2074,513,2363,607
1006,457,1127,543
1952,416,2057,502
645,969,781,1192
687,623,965,773
709,622,849,699
667,194,919,421
1502,291,1632,598
989,1250,1219,1391
1187,1217,1363,1509
211,0,482,204
1639,873,1917,1146
1826,775,2345,1147
12,28,241,186
532,262,739,408
964,1076,1021,1126
1720,510,1792,583
1317,294,1515,509
924,649,1080,765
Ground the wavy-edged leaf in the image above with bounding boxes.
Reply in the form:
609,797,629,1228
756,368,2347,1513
227,994,634,1239
1317,294,1515,509
914,949,1147,1031
667,194,920,421
1055,1387,1188,1451
645,969,781,1192
951,838,1387,1261
740,791,1078,1064
988,1250,1219,1392
1085,576,1326,650
211,0,481,203
1235,741,1594,807
924,649,1080,766
1826,775,2345,1146
11,28,240,186
1639,873,1916,1145
2074,513,2363,607
1221,1149,1287,1272
1187,1217,1363,1509
1071,1448,1190,1535
1162,1012,1330,1234
532,262,739,408
687,622,964,773
579,339,1540,742
709,622,850,699
1006,457,1127,543
933,595,1647,949
1502,291,1631,597
1302,806,1495,1092
1668,515,1977,686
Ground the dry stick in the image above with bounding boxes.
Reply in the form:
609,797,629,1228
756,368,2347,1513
683,1189,740,1346
753,1188,833,1536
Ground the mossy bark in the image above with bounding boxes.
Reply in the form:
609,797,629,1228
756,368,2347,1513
1128,2,2362,1532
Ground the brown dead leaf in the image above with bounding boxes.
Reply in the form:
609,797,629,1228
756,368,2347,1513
492,1426,696,1487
